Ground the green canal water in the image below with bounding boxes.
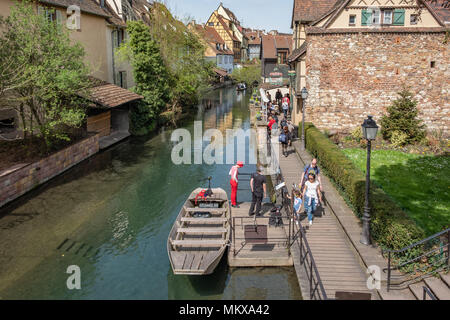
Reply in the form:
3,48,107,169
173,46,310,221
0,87,301,300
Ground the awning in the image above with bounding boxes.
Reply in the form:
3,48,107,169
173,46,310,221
213,68,228,77
83,77,143,109
260,88,269,103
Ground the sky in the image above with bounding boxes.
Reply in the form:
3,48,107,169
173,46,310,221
162,0,294,34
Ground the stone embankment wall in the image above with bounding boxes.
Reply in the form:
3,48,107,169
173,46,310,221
306,31,449,135
0,134,99,208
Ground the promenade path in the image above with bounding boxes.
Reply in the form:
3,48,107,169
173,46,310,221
278,139,378,299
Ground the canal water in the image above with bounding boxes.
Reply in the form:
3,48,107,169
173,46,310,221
0,87,301,300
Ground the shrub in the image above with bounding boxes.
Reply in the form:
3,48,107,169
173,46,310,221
380,89,425,144
300,122,425,250
350,126,363,142
390,130,408,148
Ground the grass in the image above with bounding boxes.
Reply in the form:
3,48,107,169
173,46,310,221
342,148,450,236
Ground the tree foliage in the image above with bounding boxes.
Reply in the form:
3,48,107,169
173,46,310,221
116,3,214,133
380,89,426,145
231,64,261,86
0,1,90,150
120,20,171,135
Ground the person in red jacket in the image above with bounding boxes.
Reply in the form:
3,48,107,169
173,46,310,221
229,161,244,208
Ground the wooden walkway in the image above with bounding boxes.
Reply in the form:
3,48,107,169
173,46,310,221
278,142,375,299
227,202,293,267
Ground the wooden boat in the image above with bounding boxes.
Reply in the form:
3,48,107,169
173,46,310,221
167,187,231,275
236,83,247,91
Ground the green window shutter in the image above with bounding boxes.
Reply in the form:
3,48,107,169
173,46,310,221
361,10,371,26
393,9,405,26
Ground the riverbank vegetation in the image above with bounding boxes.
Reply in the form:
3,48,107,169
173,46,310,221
0,1,90,159
231,62,261,87
118,3,215,135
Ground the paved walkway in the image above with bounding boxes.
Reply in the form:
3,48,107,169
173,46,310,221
278,140,378,299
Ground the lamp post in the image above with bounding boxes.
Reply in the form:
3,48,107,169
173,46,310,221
300,87,308,151
360,115,379,246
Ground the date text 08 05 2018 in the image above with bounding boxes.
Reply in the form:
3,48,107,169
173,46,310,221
178,304,270,317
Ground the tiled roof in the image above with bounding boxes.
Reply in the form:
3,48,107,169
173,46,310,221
245,31,262,45
216,14,239,42
292,0,341,23
39,0,110,18
194,25,233,55
222,4,239,23
424,0,450,25
288,41,307,63
261,34,292,59
85,77,143,108
213,68,228,77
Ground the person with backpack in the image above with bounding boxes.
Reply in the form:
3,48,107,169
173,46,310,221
229,161,244,208
299,158,322,192
249,167,267,216
302,172,323,226
279,126,292,157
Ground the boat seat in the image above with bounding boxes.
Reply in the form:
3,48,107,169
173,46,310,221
183,207,227,213
181,217,228,223
170,239,227,247
177,228,227,234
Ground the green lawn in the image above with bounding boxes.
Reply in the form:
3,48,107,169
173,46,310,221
342,149,450,235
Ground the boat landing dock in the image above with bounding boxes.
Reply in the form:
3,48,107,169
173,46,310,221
228,202,293,267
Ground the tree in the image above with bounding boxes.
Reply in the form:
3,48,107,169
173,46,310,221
119,20,171,135
231,64,261,86
380,89,426,145
0,1,91,150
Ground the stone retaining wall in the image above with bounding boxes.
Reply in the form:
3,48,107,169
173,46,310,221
305,32,449,135
0,134,99,208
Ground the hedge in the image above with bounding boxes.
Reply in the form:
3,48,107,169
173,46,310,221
299,122,425,250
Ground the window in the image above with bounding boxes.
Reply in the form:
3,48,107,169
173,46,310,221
277,50,288,65
410,14,418,25
383,10,393,24
208,22,214,26
430,61,435,68
38,6,62,24
218,55,223,64
372,9,380,25
349,15,356,25
117,71,127,89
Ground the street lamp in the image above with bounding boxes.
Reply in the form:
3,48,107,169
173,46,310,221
360,115,379,246
300,87,308,151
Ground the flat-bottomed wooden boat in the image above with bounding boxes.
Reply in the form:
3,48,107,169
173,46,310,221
167,188,230,275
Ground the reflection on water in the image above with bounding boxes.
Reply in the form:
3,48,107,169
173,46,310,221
0,87,301,300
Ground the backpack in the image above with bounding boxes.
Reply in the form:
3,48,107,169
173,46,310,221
279,133,286,143
280,119,287,128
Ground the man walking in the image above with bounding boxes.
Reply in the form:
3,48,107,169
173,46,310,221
299,158,322,192
229,161,244,208
249,167,267,216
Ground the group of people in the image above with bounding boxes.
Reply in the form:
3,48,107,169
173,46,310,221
229,158,323,226
266,90,295,158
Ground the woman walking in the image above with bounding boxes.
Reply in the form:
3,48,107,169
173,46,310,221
302,173,322,226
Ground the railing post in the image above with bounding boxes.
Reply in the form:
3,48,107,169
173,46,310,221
387,251,391,292
447,230,450,268
423,286,426,301
309,259,313,299
233,217,236,257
